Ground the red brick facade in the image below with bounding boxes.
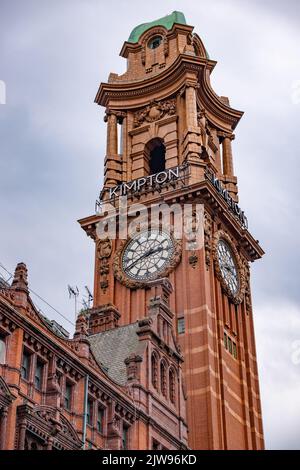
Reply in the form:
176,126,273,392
0,265,188,450
0,11,264,451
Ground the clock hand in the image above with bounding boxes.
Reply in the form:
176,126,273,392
224,264,234,275
126,245,164,270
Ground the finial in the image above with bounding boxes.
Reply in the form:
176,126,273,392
11,262,28,291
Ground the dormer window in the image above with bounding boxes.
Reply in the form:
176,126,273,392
148,36,162,49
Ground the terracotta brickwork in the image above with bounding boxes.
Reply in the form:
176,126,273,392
0,267,187,450
79,12,265,449
1,12,264,451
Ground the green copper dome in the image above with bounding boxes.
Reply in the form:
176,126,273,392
128,11,187,43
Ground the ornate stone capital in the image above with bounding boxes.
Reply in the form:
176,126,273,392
104,108,126,123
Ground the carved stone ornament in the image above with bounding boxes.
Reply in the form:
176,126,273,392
212,230,246,304
243,261,252,313
97,238,112,293
204,212,213,267
188,254,198,268
133,98,176,128
97,238,112,259
113,229,182,289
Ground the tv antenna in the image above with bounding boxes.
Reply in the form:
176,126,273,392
80,286,93,313
81,299,89,310
84,286,93,308
68,285,79,323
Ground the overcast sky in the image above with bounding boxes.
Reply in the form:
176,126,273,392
0,0,299,450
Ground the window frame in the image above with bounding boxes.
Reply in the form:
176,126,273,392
177,317,185,335
21,348,32,381
122,424,129,450
96,406,105,434
86,398,94,427
0,333,7,365
64,380,73,411
228,337,232,354
34,358,44,391
148,35,162,50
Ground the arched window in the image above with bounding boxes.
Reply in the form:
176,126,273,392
148,36,162,50
145,138,166,174
151,352,158,389
169,368,176,404
160,361,167,397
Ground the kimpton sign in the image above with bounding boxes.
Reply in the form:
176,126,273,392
205,169,248,229
107,164,188,199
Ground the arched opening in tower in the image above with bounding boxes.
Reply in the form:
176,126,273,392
146,138,166,174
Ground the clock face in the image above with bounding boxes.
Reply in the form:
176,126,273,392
217,240,239,295
122,229,174,281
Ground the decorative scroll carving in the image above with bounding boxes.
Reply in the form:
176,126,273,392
108,414,121,437
104,109,126,124
184,210,200,269
0,376,15,409
204,212,213,268
243,261,252,313
0,312,16,334
133,98,176,128
212,230,246,304
97,238,112,259
0,288,15,303
97,238,112,293
16,404,82,450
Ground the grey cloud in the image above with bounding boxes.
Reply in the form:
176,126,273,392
0,0,299,449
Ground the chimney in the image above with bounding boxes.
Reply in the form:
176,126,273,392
88,303,120,335
11,262,29,310
11,263,28,292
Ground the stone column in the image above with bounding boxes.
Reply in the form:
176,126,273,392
103,110,126,191
222,134,235,176
181,82,204,182
18,421,27,450
105,111,118,156
185,84,198,128
0,407,8,450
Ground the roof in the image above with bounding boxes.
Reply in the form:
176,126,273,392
40,315,70,339
89,323,142,386
128,11,187,43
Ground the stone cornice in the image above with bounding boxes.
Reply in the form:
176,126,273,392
95,55,213,105
0,297,137,415
95,54,243,131
78,178,263,262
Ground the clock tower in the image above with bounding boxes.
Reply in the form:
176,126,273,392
79,11,264,450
